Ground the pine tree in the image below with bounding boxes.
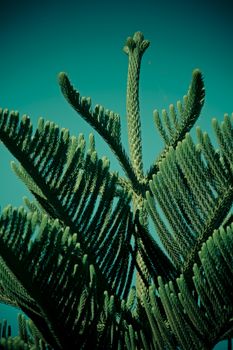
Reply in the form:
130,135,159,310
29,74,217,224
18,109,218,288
0,31,232,349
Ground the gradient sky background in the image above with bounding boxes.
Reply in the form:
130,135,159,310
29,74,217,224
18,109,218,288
0,0,233,348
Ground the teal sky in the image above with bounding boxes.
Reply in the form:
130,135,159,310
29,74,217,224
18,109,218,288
0,0,232,347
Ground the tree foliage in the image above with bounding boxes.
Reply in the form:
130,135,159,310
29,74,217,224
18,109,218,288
0,32,232,349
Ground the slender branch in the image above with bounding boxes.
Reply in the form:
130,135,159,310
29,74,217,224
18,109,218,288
123,32,150,181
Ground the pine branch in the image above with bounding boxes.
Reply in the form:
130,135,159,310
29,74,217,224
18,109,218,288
123,31,150,181
0,109,136,300
58,73,142,194
147,68,205,180
140,223,233,349
145,118,233,273
0,207,142,348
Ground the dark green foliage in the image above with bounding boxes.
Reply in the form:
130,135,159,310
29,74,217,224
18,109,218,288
0,32,232,349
